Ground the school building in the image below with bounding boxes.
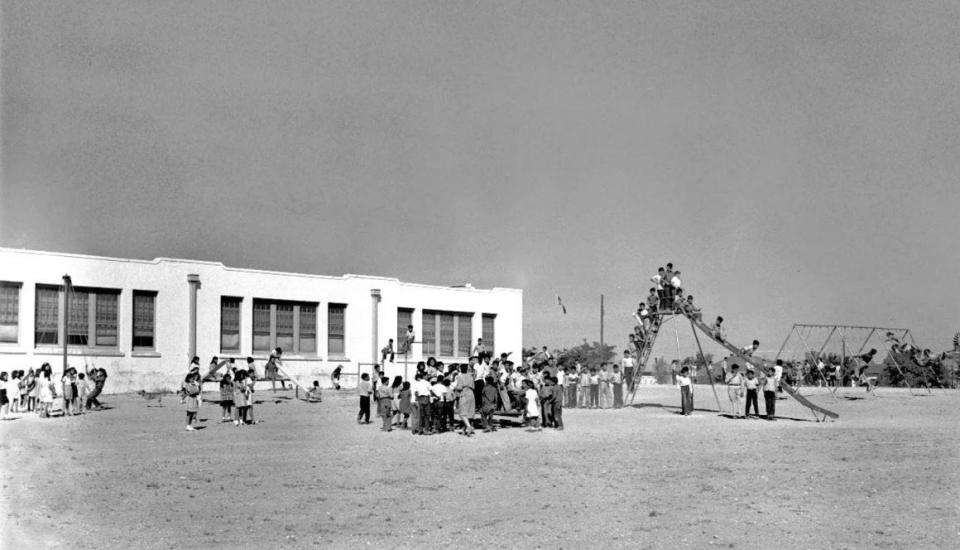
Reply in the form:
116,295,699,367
0,248,523,392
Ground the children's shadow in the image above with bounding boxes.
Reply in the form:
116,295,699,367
192,425,208,430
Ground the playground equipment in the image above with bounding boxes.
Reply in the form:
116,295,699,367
625,305,840,422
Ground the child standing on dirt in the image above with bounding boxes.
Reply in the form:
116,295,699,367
376,376,393,432
677,366,693,416
219,373,234,422
357,373,372,424
550,375,564,430
762,367,777,421
183,372,201,431
38,370,56,418
397,381,412,429
744,369,760,418
524,379,541,431
724,364,744,418
589,369,600,409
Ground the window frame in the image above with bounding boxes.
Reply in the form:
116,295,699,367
482,313,496,356
0,281,21,344
251,298,319,356
422,309,474,360
327,303,347,358
35,284,121,350
132,290,158,351
220,296,242,353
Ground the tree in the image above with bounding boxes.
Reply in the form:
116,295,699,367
555,340,617,369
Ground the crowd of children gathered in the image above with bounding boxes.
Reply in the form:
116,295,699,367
0,363,108,420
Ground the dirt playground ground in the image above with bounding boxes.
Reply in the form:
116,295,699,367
2,384,958,549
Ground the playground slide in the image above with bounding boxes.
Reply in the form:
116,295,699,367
684,314,840,420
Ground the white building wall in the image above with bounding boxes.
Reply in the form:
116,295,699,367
0,248,522,392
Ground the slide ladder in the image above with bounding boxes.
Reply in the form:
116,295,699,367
626,313,663,403
682,312,839,421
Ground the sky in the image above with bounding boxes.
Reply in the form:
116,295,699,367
2,1,959,360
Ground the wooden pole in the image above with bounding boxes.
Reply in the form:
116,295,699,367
62,274,71,372
600,294,605,363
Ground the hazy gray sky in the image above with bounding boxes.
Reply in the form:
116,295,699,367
3,1,959,358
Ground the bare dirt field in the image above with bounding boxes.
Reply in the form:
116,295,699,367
2,384,958,549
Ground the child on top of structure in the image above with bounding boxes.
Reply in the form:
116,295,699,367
742,340,760,357
673,291,687,313
724,363,745,418
685,295,702,321
381,339,395,365
711,316,725,342
647,287,660,314
651,268,666,308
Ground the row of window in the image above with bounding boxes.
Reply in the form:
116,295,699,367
0,282,497,358
221,298,342,356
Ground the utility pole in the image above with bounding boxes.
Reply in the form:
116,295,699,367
600,294,605,363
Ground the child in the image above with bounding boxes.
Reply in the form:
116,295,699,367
550,375,564,430
744,368,760,418
219,373,234,422
183,372,201,430
356,373,372,424
376,376,394,432
397,381,412,429
61,368,76,416
589,369,600,409
480,375,498,432
0,372,9,419
724,364,744,418
686,295,702,321
524,379,541,431
25,368,37,412
429,376,447,433
232,370,248,426
307,380,323,403
77,372,90,414
762,367,777,421
9,370,21,414
539,376,554,427
244,367,257,424
711,316,725,342
677,366,693,416
38,371,56,418
578,368,591,408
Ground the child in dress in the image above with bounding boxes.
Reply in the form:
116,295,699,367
183,372,201,431
61,368,76,416
77,372,90,414
25,369,37,412
219,373,234,422
38,371,56,418
232,370,247,426
524,379,541,431
9,370,21,413
397,381,412,429
244,368,257,424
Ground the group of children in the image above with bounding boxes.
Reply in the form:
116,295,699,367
0,363,107,420
355,355,568,436
721,360,783,420
181,354,265,430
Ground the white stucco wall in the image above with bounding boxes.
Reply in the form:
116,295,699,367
0,248,522,392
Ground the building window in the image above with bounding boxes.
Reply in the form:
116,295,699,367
220,297,241,353
328,303,346,357
397,308,413,350
457,314,472,357
36,285,120,348
423,310,473,359
422,311,436,356
252,299,318,355
299,304,317,354
35,285,59,345
133,291,157,350
0,282,20,343
482,314,495,355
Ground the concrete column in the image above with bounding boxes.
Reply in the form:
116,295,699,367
371,289,381,366
187,274,201,359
